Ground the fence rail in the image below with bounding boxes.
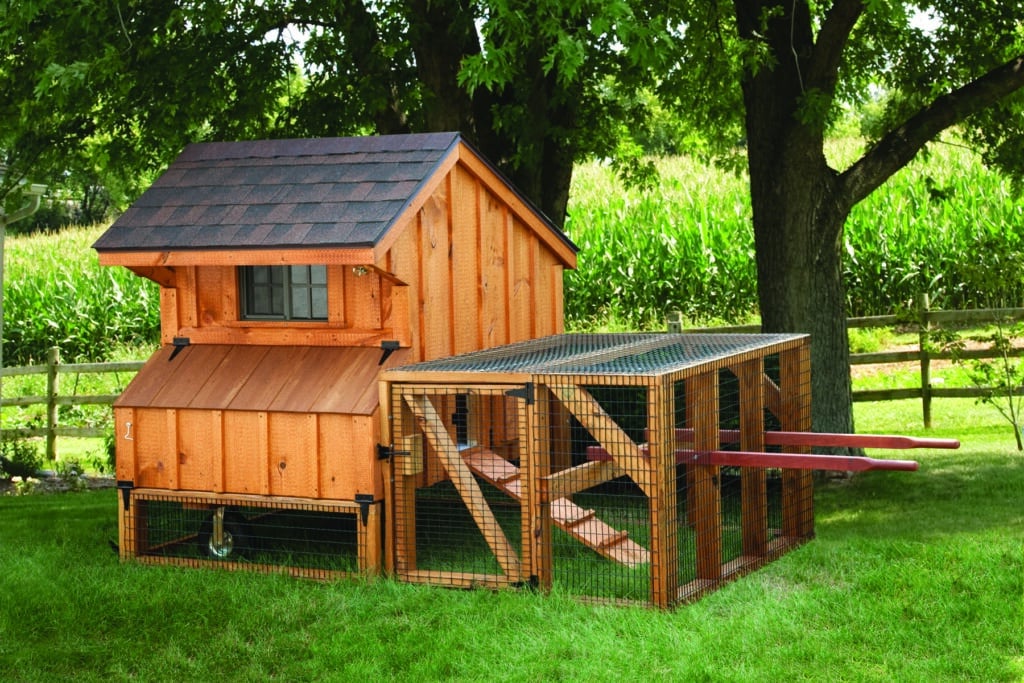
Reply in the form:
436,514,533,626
3,304,1023,458
1,347,144,460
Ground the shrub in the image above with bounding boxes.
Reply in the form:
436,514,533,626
0,438,43,480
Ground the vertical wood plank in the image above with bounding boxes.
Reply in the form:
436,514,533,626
317,414,381,500
419,188,453,360
345,268,382,329
551,264,565,334
159,287,178,344
176,409,222,492
114,407,137,482
327,264,347,325
318,414,352,500
134,408,175,489
528,235,543,338
527,385,552,588
195,267,224,327
480,193,510,347
507,219,532,343
378,379,397,573
451,166,481,354
268,412,319,498
358,501,383,574
178,266,199,329
222,411,270,494
221,266,239,323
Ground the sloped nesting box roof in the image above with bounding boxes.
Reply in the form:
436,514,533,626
94,132,576,267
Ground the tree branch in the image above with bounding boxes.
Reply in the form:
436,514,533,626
840,54,1024,207
806,0,864,93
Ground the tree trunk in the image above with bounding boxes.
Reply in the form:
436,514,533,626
750,167,857,443
738,0,857,447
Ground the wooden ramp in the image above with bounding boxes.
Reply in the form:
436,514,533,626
462,447,650,568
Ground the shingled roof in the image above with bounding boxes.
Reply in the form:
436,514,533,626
93,132,574,261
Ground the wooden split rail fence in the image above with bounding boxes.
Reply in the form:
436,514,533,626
3,303,1023,458
0,346,144,460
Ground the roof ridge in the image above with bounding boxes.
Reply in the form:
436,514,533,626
178,132,462,162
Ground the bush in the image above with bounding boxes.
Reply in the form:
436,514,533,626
0,438,43,480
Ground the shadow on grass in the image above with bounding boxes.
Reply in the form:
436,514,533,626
814,450,1024,541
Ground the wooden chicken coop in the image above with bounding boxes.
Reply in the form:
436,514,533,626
96,132,951,606
94,133,576,577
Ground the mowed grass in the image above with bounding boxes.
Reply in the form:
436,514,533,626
1,398,1020,681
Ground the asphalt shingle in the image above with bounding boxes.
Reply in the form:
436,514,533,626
94,133,462,252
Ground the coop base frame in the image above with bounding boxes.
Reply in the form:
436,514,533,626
117,486,383,580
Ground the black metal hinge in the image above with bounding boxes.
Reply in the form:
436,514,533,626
354,493,375,526
116,480,134,511
376,443,410,461
505,382,534,405
378,340,400,365
168,336,190,361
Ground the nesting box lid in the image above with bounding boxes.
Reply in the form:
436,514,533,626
118,343,411,415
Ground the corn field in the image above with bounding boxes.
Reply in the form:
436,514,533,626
3,226,160,365
565,141,1024,329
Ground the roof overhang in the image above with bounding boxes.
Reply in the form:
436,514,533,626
97,247,377,268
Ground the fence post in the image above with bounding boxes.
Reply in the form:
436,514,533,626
666,310,683,333
918,295,932,429
46,346,59,461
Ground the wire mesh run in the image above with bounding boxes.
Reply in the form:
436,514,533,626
384,333,814,607
121,491,373,580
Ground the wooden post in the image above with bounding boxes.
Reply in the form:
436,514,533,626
46,346,59,462
357,501,383,574
779,341,814,539
528,384,553,589
918,294,932,429
687,370,721,582
735,358,768,557
647,377,678,607
666,310,683,333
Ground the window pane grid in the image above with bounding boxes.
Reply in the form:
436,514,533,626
241,265,327,321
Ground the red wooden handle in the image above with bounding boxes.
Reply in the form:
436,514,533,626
669,428,959,450
586,445,920,471
682,449,920,472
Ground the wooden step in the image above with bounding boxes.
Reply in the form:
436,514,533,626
461,447,650,567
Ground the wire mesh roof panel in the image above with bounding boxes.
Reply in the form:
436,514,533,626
391,333,807,378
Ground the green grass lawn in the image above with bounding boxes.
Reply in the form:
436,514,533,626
1,398,1022,681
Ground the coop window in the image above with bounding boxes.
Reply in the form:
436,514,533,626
240,265,327,321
